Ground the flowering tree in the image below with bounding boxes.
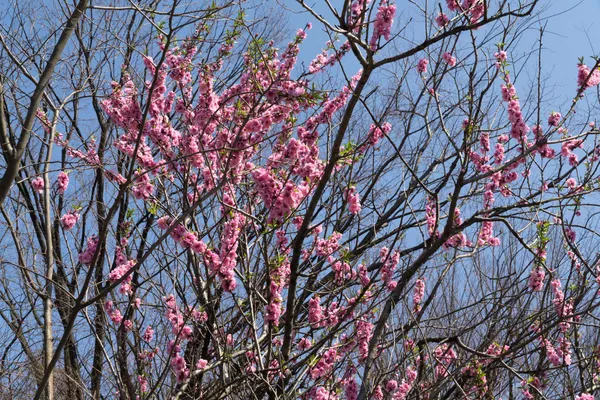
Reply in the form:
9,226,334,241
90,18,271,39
1,0,600,399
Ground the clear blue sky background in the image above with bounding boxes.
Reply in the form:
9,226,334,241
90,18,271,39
532,0,600,96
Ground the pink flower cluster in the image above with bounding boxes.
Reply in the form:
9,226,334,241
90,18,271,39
309,41,351,74
543,337,572,367
434,344,457,378
442,52,456,67
347,0,372,31
310,386,337,400
370,0,396,50
265,256,290,326
108,258,136,295
316,232,342,257
521,378,542,399
425,197,438,237
56,171,69,194
528,266,545,291
358,263,370,286
361,122,392,151
297,337,311,350
142,325,154,342
443,207,471,249
308,296,325,328
104,300,123,325
356,320,374,361
344,187,361,215
60,211,80,231
132,170,154,200
380,247,400,291
561,139,583,166
551,279,574,332
157,216,209,257
79,235,99,265
577,63,600,91
310,348,339,379
252,168,308,223
445,0,484,24
548,111,561,127
165,44,196,86
477,220,500,247
101,77,142,133
435,12,450,27
214,213,245,291
446,0,460,11
298,70,362,147
417,58,429,74
31,177,44,194
308,296,343,329
506,91,529,142
412,278,425,312
163,295,195,382
344,372,359,400
462,0,484,24
532,125,555,159
385,367,417,399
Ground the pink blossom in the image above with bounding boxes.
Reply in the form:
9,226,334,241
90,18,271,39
309,42,351,74
380,247,400,290
413,278,425,312
369,0,396,50
56,171,69,194
363,122,392,150
157,216,172,230
548,112,561,126
446,0,460,12
298,337,312,350
79,235,99,265
435,13,450,27
215,213,245,291
31,177,44,194
417,58,429,74
132,170,154,200
143,326,154,342
104,301,123,325
463,0,485,23
316,232,342,257
373,386,384,400
577,63,600,90
308,296,325,328
386,379,398,392
528,267,545,291
561,139,583,166
108,259,135,295
310,348,339,380
138,375,148,393
60,211,80,231
357,320,373,361
425,197,438,237
442,52,456,66
345,187,361,215
345,375,359,400
478,220,500,247
196,359,208,370
123,320,133,331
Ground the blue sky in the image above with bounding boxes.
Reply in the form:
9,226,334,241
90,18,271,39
527,0,600,95
542,0,600,68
